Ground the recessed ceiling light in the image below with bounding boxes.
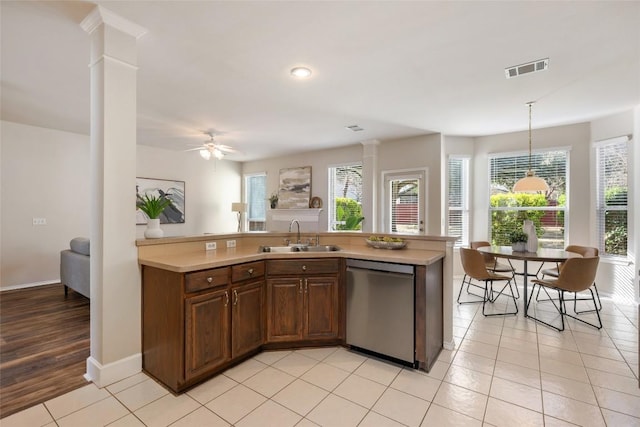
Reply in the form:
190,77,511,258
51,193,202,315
290,67,312,78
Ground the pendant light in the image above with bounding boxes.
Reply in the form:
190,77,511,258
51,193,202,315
513,102,549,193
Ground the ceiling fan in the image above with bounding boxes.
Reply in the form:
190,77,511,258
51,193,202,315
186,132,238,160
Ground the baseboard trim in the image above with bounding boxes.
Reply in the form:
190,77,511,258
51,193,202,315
0,280,59,292
86,353,142,388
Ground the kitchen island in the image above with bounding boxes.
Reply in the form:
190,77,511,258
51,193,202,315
137,232,456,392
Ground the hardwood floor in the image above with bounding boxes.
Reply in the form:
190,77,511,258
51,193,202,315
0,284,90,419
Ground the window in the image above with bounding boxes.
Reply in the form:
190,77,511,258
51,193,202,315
244,173,267,231
489,149,568,248
595,137,628,257
328,164,363,231
383,170,425,234
448,157,470,247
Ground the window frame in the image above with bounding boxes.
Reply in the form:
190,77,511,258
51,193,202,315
328,162,363,232
447,156,470,248
243,172,267,232
594,136,629,258
488,148,569,249
381,168,426,234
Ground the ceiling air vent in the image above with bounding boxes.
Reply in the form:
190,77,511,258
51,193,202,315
346,125,364,132
505,58,549,79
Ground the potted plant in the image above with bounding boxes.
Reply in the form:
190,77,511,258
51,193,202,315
509,230,528,252
269,191,279,209
137,193,173,238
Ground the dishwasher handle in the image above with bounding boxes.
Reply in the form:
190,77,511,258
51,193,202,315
347,266,414,279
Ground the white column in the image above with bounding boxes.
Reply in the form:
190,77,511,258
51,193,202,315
81,6,147,387
361,140,379,233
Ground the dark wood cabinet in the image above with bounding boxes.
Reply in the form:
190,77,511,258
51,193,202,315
185,288,230,380
231,281,264,358
266,259,340,343
142,261,265,392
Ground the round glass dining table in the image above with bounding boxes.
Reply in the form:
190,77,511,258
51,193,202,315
477,246,581,317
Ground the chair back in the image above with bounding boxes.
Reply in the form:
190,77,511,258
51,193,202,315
565,245,598,257
460,247,492,281
471,241,495,264
556,256,599,293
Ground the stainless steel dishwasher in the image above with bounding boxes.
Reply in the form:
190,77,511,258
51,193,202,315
346,259,416,366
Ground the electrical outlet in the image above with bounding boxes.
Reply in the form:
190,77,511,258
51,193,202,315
32,217,47,226
205,242,217,250
226,240,236,248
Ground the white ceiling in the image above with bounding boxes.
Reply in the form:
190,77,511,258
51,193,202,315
2,1,639,161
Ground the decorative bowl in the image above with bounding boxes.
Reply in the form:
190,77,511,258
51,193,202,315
365,239,407,250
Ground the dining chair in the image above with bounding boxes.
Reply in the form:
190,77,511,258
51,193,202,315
459,247,518,316
471,241,518,298
539,245,601,313
528,256,601,331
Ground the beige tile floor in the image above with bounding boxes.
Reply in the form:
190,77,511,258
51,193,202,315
3,284,639,427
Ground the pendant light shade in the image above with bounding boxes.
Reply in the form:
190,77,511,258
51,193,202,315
513,102,549,193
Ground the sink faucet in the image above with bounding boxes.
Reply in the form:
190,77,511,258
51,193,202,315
288,219,301,244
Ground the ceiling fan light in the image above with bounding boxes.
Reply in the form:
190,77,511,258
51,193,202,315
513,171,549,193
213,148,224,159
290,67,312,78
199,149,211,160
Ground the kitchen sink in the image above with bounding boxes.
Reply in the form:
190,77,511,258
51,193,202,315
258,245,341,253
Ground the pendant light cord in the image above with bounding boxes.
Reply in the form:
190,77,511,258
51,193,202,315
527,101,533,172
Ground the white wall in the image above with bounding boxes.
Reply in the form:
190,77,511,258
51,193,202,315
1,121,242,289
1,121,90,289
243,135,445,235
136,145,242,238
243,144,363,232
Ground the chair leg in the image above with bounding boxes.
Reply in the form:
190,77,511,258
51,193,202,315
457,274,485,304
565,288,603,330
526,284,565,331
574,283,602,314
64,285,68,297
483,279,518,317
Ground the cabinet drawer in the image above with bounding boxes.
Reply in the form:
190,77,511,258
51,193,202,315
232,261,265,283
185,267,230,293
267,259,340,276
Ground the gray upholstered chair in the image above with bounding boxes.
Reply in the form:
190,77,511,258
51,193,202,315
60,237,90,298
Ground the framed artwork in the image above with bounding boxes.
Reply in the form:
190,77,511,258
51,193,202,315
136,177,185,224
278,166,311,209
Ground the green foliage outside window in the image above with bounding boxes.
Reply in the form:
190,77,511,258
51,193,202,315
490,193,546,246
334,197,364,230
604,186,627,256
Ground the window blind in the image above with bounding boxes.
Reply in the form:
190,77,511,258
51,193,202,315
595,137,628,257
448,157,469,247
387,174,420,234
328,164,363,231
245,173,266,231
489,149,568,249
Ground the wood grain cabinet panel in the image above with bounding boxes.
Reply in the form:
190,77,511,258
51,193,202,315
185,289,230,380
231,281,264,358
266,259,340,343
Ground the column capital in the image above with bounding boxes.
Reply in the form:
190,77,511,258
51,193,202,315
81,5,147,39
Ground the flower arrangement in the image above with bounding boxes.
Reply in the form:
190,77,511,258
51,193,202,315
509,230,528,252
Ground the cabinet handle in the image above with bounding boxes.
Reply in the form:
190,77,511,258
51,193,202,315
224,291,229,306
302,265,307,271
299,279,303,293
206,277,213,283
304,278,308,293
247,268,254,276
233,289,238,305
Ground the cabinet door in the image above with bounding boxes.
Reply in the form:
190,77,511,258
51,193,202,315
304,276,339,339
267,278,303,342
232,281,264,358
185,289,230,380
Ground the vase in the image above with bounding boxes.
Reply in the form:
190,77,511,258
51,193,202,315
145,218,164,239
523,220,538,252
512,242,526,252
